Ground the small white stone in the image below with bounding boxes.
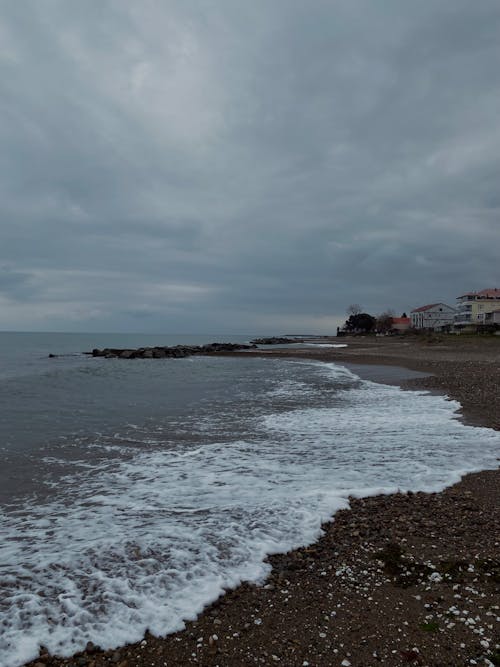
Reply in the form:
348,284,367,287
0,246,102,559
341,660,351,667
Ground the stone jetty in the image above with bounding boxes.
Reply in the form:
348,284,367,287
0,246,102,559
249,336,303,345
88,342,257,359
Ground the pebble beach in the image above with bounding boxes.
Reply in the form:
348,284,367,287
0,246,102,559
24,335,500,667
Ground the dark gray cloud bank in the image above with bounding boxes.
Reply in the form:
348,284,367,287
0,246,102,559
1,0,499,333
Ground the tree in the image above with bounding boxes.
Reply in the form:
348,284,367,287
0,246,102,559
376,309,395,333
344,312,376,333
346,303,362,316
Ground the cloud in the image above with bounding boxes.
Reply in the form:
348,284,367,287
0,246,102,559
1,1,499,332
0,267,36,300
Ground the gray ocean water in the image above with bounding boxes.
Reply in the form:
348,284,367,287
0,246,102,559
1,332,499,667
0,332,254,502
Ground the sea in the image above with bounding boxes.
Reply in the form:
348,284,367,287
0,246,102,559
1,332,499,667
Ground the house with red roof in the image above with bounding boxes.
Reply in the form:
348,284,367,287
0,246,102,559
390,316,411,332
410,303,456,330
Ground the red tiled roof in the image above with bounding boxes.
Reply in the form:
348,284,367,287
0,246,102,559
478,288,500,297
391,317,411,324
458,288,500,299
411,303,440,313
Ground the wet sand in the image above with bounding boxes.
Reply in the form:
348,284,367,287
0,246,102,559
26,335,500,667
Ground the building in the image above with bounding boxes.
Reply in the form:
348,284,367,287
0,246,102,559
390,316,411,332
455,288,500,328
410,303,456,330
482,308,500,326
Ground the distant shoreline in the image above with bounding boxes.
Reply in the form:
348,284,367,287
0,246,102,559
226,333,500,429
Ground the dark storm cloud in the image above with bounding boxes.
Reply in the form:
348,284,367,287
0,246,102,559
1,0,499,331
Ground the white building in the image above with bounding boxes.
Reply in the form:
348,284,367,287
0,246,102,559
410,303,456,330
482,308,500,326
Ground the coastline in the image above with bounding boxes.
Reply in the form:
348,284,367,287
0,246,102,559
25,336,500,667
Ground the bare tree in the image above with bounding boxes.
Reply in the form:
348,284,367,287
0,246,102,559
376,309,395,333
346,303,362,316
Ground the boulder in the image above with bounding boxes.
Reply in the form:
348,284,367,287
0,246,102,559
250,337,301,345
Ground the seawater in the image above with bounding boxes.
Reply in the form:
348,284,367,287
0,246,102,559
1,333,499,667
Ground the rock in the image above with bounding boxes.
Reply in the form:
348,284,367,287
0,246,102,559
85,641,98,654
87,342,256,360
250,337,301,345
172,347,189,357
37,647,49,662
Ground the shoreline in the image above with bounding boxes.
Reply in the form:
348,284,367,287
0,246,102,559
25,337,500,667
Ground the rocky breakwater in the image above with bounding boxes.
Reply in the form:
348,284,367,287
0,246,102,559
250,336,303,345
88,342,257,359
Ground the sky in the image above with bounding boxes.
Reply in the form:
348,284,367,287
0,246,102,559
1,0,499,334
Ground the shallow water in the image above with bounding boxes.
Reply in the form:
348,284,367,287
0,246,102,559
0,333,499,667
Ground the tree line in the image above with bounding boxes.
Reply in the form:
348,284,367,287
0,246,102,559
341,304,407,334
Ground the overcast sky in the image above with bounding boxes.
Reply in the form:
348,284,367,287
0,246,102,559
1,1,499,333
